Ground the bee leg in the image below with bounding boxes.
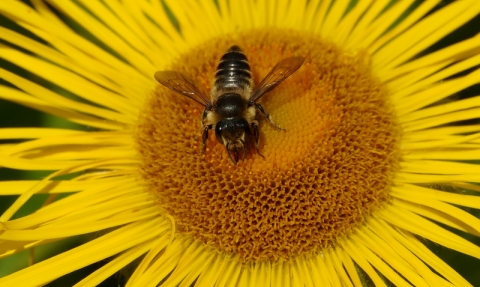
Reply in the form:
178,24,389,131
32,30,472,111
201,124,213,153
226,142,237,164
201,108,209,127
240,139,246,161
255,103,285,131
251,121,264,158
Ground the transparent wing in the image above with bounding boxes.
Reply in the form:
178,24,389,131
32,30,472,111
249,57,305,104
154,71,212,108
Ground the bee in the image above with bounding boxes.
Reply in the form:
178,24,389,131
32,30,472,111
154,45,304,164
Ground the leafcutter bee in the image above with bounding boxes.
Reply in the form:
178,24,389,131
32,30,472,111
155,45,304,164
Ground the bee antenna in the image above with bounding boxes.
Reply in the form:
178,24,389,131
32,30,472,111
240,139,246,161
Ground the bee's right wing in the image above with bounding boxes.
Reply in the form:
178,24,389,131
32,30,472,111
154,71,212,108
249,57,304,104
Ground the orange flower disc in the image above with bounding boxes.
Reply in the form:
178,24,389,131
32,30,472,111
135,30,401,261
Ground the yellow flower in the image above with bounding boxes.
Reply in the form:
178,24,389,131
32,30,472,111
1,0,480,286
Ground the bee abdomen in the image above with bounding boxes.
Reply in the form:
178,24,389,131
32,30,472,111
215,45,252,90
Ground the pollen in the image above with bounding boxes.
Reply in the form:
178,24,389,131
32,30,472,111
135,30,401,261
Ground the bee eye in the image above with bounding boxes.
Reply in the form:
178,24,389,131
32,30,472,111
236,120,250,133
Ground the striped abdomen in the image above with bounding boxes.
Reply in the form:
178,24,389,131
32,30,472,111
214,46,252,92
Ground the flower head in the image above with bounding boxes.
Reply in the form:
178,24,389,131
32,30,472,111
1,0,480,286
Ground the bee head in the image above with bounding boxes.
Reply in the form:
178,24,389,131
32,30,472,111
215,118,250,163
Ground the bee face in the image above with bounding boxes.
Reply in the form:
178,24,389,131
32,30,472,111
154,46,305,164
215,118,250,162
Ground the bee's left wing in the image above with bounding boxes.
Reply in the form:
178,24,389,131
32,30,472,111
249,57,305,104
154,70,212,108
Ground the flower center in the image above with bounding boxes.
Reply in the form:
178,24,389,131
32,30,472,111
135,30,401,261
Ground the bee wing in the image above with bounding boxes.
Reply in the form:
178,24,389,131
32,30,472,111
154,71,212,108
249,57,305,104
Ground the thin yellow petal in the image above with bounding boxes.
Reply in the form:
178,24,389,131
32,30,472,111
329,248,354,287
0,206,156,241
0,128,83,139
162,0,203,46
289,259,304,287
392,189,480,234
396,70,480,116
383,35,480,85
295,256,314,287
404,149,480,161
320,0,350,38
311,254,335,287
400,160,480,175
1,1,151,88
2,131,133,156
0,155,88,170
126,236,171,286
214,256,242,287
41,195,155,230
74,239,155,287
369,0,441,54
236,264,250,287
138,239,188,287
0,219,162,287
402,95,480,125
0,67,134,124
388,61,452,96
132,0,185,48
402,108,480,132
198,0,225,32
48,0,156,75
16,146,136,162
0,158,138,222
310,0,332,33
351,237,416,287
302,0,323,31
0,85,124,130
195,254,227,287
333,0,373,45
337,248,364,287
0,178,126,195
395,183,480,209
392,198,480,237
353,228,429,287
163,241,214,287
380,204,480,259
395,172,480,184
271,261,289,287
390,53,480,98
368,218,450,286
79,1,155,54
403,125,480,142
341,239,386,287
374,1,480,71
100,0,160,57
401,132,480,150
355,0,415,49
257,261,271,287
0,26,144,102
344,0,389,49
4,178,137,229
0,49,137,118
323,250,343,287
451,182,480,193
374,218,471,286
